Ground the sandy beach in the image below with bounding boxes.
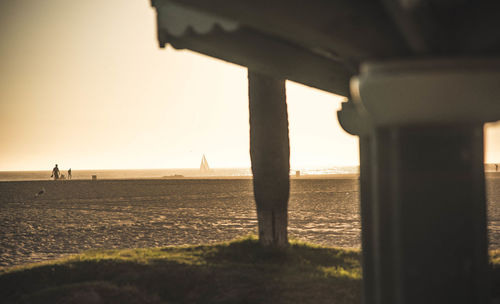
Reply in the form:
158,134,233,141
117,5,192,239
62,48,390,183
1,175,499,268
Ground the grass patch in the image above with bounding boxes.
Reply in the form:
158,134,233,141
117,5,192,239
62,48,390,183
0,236,361,304
491,250,500,301
1,238,499,304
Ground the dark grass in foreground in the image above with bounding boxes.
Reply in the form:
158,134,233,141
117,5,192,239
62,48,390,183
0,237,361,304
1,238,499,304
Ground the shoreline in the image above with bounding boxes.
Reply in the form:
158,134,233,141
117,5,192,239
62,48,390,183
0,173,361,183
3,171,500,183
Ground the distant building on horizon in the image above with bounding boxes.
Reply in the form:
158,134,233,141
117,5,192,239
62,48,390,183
485,163,500,172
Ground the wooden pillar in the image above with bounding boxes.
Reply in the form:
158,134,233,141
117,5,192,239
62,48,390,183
340,57,497,303
248,70,290,247
368,125,488,304
358,136,376,304
340,116,489,304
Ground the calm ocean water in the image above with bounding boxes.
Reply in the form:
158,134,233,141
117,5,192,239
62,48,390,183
0,167,359,181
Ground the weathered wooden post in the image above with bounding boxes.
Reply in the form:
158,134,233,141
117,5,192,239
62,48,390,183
248,70,290,248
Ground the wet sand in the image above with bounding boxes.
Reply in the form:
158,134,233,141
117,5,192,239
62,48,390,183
1,176,499,268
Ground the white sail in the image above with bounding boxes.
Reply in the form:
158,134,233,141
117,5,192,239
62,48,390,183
200,154,210,172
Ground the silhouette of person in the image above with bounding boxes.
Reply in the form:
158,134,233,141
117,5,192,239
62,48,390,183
68,168,72,180
51,164,60,180
496,164,499,172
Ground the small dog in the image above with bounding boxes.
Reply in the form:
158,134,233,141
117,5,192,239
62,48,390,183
34,187,46,198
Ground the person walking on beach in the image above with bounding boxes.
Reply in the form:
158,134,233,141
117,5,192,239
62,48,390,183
68,168,72,180
51,164,60,180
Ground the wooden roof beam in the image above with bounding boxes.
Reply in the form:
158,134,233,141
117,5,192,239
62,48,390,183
152,0,408,60
379,0,433,54
380,0,500,55
159,27,353,96
454,2,500,54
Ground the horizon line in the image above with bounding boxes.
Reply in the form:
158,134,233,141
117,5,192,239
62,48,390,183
0,165,363,172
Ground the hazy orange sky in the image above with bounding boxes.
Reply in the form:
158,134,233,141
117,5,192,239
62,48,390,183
0,0,499,171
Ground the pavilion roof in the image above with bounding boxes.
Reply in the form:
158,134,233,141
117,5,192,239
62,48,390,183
151,0,500,97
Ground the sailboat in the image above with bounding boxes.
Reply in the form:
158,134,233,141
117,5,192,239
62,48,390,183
200,154,210,173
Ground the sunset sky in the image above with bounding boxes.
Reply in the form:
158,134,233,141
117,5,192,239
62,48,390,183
1,0,499,171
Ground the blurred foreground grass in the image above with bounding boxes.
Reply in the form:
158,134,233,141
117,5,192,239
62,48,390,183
1,237,499,304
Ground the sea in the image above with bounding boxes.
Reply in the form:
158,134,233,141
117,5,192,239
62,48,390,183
0,167,360,181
